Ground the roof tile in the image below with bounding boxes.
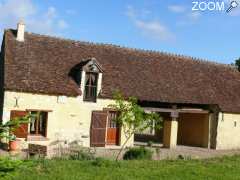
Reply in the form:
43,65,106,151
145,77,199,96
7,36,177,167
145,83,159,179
2,29,240,112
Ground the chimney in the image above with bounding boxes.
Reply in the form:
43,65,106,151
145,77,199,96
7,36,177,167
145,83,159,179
16,20,25,42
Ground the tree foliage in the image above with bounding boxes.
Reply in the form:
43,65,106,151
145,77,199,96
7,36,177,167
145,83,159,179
0,114,31,141
234,58,240,72
108,91,162,160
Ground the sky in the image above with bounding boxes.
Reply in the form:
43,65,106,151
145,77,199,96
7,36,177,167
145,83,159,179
0,0,239,64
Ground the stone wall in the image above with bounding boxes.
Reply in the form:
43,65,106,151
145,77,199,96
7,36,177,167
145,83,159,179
216,112,240,149
2,91,134,148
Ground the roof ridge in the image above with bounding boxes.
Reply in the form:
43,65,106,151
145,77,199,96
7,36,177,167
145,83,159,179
11,29,236,71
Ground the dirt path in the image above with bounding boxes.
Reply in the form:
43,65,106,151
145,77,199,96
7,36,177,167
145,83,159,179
92,144,240,160
152,145,240,160
1,144,240,160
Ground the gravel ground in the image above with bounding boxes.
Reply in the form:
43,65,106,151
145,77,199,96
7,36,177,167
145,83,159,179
151,145,240,160
1,143,240,160
94,143,240,160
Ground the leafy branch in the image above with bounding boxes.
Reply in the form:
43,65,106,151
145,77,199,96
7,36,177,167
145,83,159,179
108,91,162,161
0,114,31,141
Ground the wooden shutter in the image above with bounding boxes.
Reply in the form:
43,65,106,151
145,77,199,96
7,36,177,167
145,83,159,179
90,111,107,147
10,110,28,138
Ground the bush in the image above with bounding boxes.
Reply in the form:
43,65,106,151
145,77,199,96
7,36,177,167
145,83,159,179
0,157,23,178
123,147,153,160
147,141,153,147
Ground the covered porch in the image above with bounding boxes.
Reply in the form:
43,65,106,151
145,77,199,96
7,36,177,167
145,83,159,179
136,104,218,149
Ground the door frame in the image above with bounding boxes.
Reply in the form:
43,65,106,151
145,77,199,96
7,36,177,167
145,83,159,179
104,108,121,146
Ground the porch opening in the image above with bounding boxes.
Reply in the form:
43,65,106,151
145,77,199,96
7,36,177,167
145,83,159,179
135,106,212,149
177,113,209,148
161,111,210,148
134,126,163,144
134,112,164,144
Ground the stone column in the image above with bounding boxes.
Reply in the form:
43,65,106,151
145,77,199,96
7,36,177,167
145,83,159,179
202,113,210,148
163,110,179,148
208,113,216,149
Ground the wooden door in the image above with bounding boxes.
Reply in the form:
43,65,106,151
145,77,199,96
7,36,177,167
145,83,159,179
90,111,108,147
106,111,119,145
10,110,28,138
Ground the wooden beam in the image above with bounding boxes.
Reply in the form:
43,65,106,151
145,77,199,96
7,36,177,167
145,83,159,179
144,107,209,114
26,109,53,112
144,107,175,113
180,108,209,114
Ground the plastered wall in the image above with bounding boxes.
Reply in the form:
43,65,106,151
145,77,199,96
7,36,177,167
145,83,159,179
216,112,240,149
2,91,134,148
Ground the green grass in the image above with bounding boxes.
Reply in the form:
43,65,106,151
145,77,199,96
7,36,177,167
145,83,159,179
3,155,240,180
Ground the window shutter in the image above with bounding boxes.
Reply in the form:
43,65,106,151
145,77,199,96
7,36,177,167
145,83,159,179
10,110,28,138
90,111,108,147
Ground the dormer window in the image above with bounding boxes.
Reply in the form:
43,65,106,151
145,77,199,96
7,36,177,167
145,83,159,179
84,72,98,102
69,58,103,102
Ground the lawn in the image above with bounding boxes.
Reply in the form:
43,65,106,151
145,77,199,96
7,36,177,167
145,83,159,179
2,155,240,180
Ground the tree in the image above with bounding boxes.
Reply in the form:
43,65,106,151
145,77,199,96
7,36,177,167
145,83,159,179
0,114,31,142
108,92,162,161
233,58,240,72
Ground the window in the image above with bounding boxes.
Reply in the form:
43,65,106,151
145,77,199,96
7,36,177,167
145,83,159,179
30,111,48,136
84,72,98,102
107,111,119,128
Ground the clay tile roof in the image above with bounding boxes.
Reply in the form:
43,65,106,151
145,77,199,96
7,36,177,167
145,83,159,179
2,29,240,113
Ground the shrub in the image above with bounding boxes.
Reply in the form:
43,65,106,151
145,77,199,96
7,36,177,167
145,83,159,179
147,141,153,147
0,157,23,178
123,147,153,160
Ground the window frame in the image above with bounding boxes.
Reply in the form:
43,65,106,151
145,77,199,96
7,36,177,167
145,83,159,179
29,111,48,137
83,72,99,102
107,111,119,128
